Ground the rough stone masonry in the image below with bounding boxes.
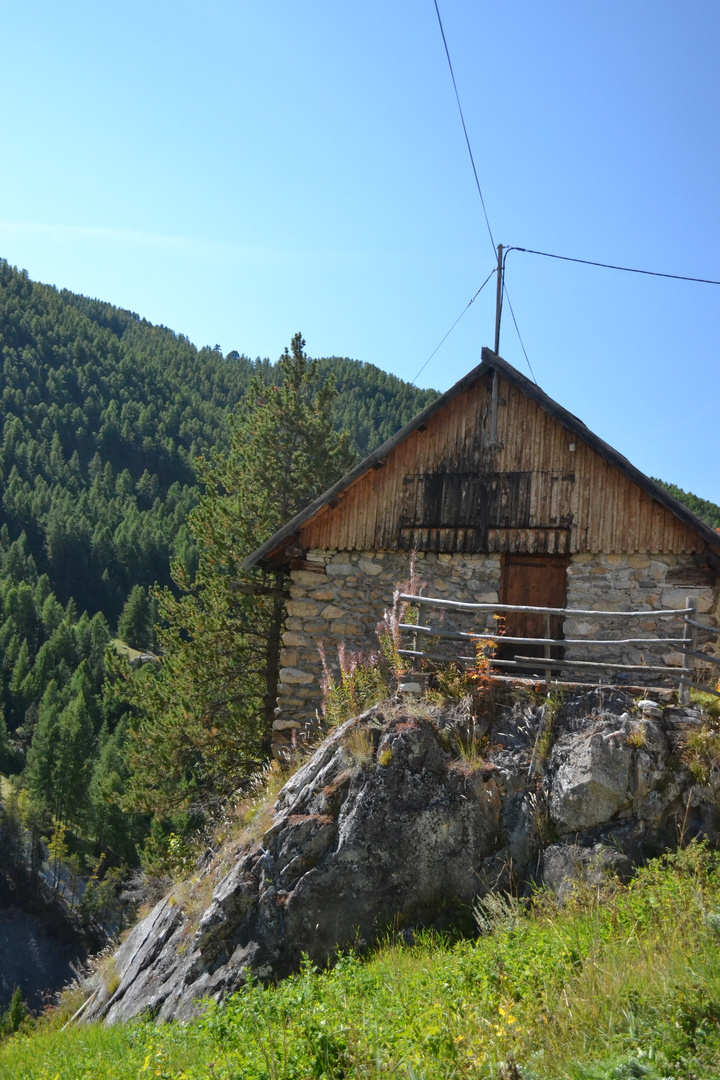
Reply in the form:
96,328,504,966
275,548,718,756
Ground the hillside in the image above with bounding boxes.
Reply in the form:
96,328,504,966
3,845,720,1078
0,260,438,625
0,260,437,778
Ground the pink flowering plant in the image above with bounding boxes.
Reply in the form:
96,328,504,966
317,640,388,727
375,552,426,678
318,554,426,725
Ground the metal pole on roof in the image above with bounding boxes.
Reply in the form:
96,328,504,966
494,244,504,354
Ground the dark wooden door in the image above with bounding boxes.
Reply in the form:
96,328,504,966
498,554,568,667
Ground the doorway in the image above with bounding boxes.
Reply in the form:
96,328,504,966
497,553,569,669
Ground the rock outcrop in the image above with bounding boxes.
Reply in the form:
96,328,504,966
81,688,720,1024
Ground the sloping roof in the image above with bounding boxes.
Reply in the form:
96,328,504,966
245,347,720,569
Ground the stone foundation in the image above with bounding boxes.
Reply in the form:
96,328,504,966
275,549,501,754
564,553,717,669
274,548,718,757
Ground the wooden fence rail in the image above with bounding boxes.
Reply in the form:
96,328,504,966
396,593,720,702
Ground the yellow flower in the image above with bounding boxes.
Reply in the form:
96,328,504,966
498,1002,518,1025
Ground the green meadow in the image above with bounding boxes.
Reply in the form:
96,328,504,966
3,842,720,1079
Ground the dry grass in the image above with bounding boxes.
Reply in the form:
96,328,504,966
164,761,296,934
343,725,376,768
449,732,488,772
533,693,563,768
99,958,120,997
626,721,647,748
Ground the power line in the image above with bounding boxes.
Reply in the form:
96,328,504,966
509,246,720,286
432,0,496,256
502,281,537,384
412,269,496,385
430,4,536,382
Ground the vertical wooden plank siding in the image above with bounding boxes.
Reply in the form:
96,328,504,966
300,373,702,555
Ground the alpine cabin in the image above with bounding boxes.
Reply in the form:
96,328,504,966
245,348,720,754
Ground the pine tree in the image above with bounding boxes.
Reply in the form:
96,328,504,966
53,692,95,827
24,682,61,817
10,640,31,697
117,586,155,651
88,717,141,864
0,708,9,771
122,335,355,823
25,682,95,828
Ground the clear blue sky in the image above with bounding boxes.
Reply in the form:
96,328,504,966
2,2,719,500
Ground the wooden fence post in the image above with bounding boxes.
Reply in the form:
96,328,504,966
411,598,424,676
544,613,552,690
679,596,696,705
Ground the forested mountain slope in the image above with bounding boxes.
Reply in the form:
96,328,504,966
0,260,437,623
0,259,436,790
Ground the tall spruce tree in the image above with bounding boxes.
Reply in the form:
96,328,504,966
25,681,95,828
117,586,156,651
122,335,355,824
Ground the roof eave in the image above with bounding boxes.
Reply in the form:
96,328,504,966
483,348,720,555
243,355,491,570
244,347,720,570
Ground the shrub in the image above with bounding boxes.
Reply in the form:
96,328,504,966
318,641,391,727
431,663,477,701
0,987,28,1042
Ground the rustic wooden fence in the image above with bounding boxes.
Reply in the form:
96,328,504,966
397,593,720,702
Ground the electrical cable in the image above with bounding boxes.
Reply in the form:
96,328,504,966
508,246,720,286
411,269,496,385
502,280,537,384
432,0,496,256
430,4,537,382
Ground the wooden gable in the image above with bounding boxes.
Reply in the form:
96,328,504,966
296,367,702,557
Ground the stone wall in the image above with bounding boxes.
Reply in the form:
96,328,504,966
274,548,718,757
275,549,502,755
564,553,717,669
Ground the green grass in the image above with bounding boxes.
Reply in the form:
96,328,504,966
110,638,158,663
3,843,720,1078
690,687,720,722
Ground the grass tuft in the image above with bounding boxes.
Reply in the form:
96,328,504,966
344,725,377,769
691,687,720,721
626,722,647,748
681,723,720,785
